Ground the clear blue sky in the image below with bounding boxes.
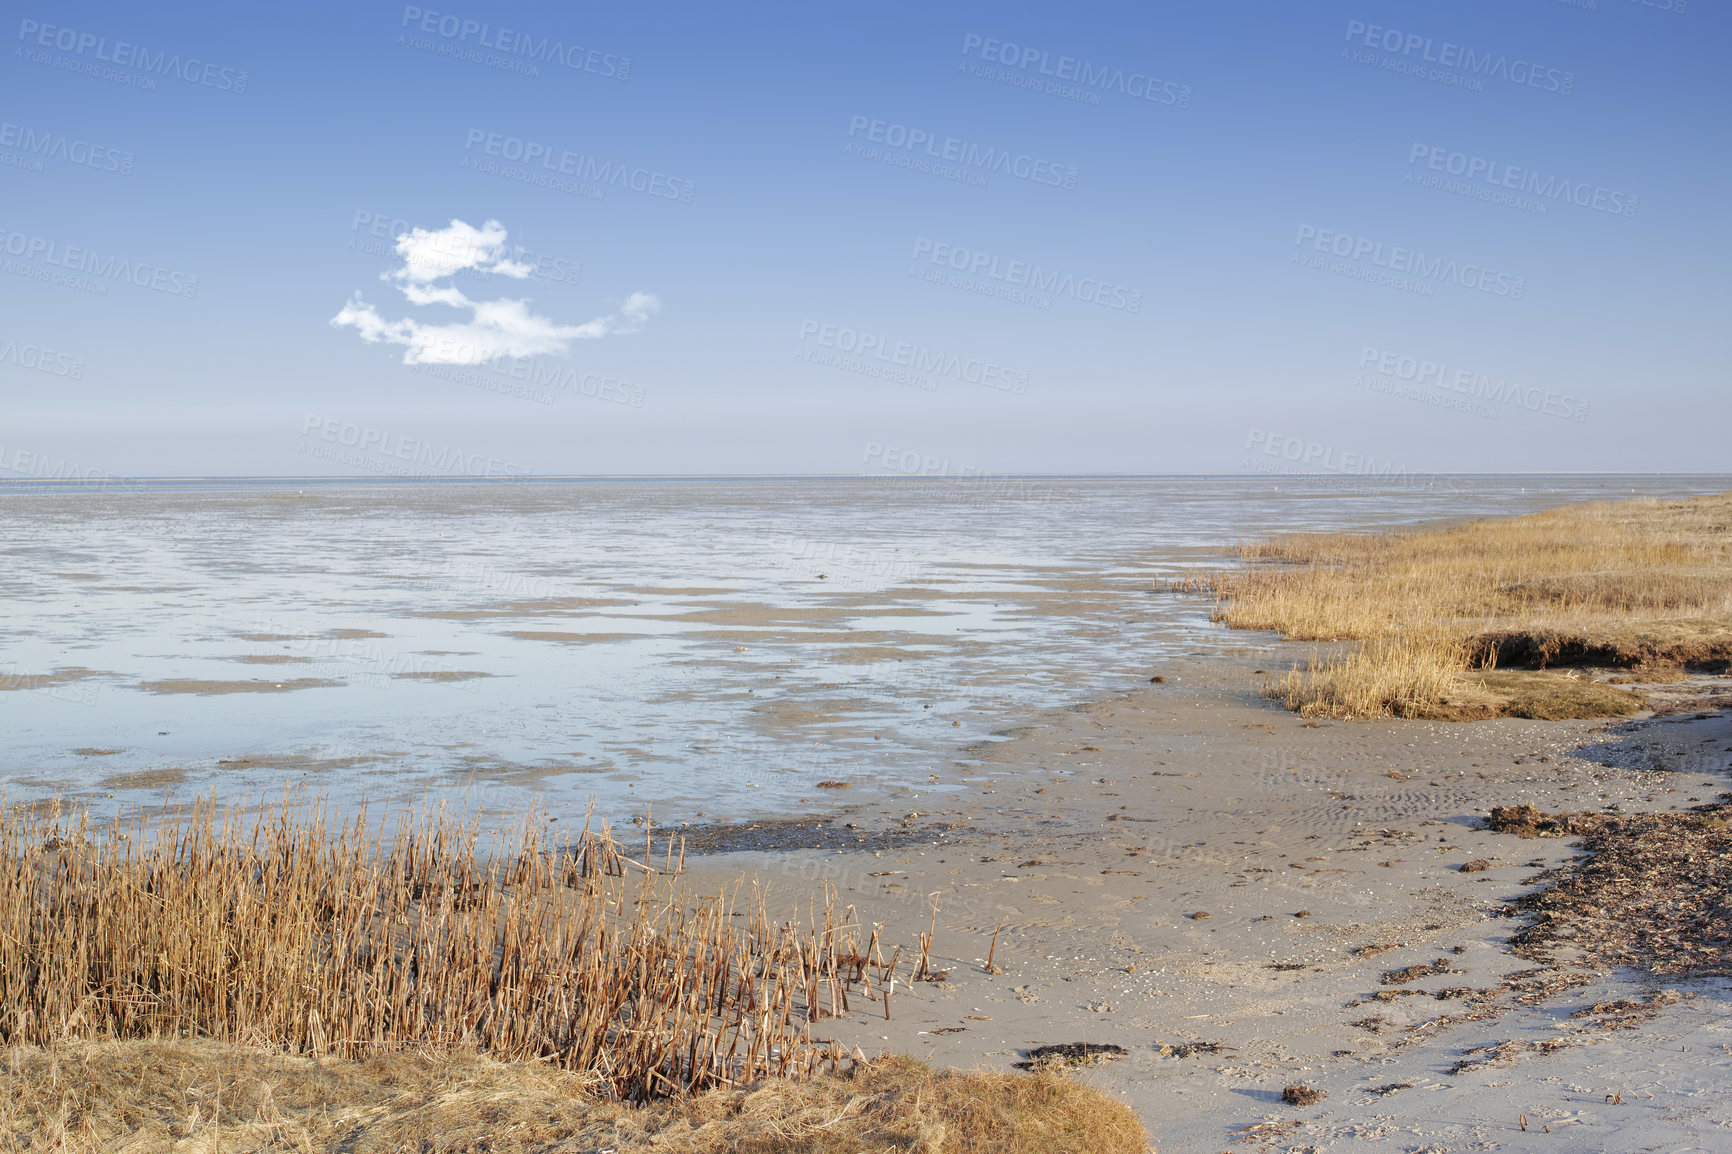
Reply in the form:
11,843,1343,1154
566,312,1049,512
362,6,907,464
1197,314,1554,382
3,0,1726,477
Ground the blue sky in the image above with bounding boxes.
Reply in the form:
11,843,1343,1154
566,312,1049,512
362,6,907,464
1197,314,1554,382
3,0,1726,478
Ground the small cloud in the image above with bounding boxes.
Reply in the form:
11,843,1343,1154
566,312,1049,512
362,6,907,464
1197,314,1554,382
391,219,530,285
331,218,657,365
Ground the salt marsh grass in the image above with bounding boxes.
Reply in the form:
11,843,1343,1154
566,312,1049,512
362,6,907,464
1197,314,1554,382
1204,492,1732,718
0,1042,1150,1153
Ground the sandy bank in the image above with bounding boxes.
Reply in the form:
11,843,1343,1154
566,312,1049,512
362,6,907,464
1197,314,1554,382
676,656,1732,1151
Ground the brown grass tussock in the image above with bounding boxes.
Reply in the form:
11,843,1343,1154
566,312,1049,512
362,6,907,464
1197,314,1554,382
1204,491,1732,718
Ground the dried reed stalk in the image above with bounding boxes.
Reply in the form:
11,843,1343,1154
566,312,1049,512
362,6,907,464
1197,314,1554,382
0,795,892,1101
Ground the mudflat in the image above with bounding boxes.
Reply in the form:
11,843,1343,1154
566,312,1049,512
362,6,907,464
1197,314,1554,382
676,656,1732,1151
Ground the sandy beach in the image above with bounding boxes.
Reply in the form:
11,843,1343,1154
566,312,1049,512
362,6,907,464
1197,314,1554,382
675,654,1732,1151
7,483,1732,1152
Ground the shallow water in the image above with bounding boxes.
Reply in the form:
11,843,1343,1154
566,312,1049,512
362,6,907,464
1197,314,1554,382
3,474,1725,822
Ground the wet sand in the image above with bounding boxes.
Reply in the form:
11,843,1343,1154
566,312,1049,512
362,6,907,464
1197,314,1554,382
16,476,1729,824
676,655,1732,1151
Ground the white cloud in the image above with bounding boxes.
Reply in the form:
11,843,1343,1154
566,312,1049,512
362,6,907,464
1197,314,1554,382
331,218,658,365
391,219,529,285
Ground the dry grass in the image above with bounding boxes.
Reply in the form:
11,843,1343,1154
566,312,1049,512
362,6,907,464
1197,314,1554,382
1265,630,1467,720
0,1041,1152,1153
0,795,903,1100
1205,492,1732,718
0,799,1155,1149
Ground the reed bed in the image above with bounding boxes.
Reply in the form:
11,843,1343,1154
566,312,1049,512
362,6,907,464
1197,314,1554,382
0,795,908,1101
1199,492,1732,718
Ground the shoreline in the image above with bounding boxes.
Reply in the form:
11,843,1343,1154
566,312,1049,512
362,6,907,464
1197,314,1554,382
11,651,1727,1149
10,485,1732,1149
671,650,1732,1150
14,477,1730,830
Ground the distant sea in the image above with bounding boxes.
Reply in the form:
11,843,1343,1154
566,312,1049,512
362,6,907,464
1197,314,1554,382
4,475,1726,822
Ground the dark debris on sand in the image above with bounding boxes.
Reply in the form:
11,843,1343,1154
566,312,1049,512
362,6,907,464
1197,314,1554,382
1379,958,1461,986
1494,801,1732,977
1485,804,1609,839
1449,1037,1574,1075
653,816,969,856
1013,1043,1128,1071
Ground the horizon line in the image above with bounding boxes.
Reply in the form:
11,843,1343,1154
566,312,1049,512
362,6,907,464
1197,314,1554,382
4,472,1731,484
